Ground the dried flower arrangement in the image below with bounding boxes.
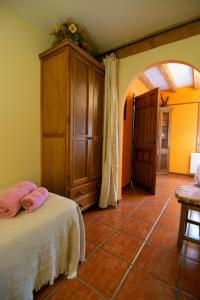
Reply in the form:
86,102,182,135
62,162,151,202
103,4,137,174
51,19,90,52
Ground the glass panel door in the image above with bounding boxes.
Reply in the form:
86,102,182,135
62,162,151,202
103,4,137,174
161,112,169,149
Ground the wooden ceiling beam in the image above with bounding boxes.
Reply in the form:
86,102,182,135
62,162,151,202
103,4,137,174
138,74,155,90
109,17,200,59
193,69,200,89
158,64,177,93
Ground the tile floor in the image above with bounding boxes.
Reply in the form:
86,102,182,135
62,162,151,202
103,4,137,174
35,175,200,300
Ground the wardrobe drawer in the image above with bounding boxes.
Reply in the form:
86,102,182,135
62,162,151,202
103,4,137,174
75,191,100,211
69,180,101,199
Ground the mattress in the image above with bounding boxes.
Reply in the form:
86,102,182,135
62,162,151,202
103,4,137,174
0,192,85,300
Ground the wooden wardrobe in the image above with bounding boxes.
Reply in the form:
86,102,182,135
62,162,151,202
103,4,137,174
39,40,104,210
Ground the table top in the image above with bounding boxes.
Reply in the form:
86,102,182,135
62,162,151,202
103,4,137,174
175,185,200,206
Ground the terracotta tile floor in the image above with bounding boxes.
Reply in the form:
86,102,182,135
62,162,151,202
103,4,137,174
35,175,200,300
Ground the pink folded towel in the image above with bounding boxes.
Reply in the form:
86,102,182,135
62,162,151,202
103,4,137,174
13,181,37,192
21,187,48,213
0,181,37,218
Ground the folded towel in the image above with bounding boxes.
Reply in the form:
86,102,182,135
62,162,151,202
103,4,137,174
13,181,37,192
0,181,37,218
21,187,48,213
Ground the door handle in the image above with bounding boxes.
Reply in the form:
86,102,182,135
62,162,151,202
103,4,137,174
87,136,93,140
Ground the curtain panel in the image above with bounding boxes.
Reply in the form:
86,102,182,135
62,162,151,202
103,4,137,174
99,53,119,208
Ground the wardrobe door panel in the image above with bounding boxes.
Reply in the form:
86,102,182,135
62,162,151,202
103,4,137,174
73,140,88,180
93,68,104,136
42,137,65,195
92,67,104,180
70,49,92,186
42,48,68,135
92,140,103,178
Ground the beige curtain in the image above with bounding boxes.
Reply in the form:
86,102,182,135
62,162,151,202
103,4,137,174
99,53,119,209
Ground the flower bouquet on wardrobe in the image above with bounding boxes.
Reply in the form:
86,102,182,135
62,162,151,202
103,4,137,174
51,19,91,53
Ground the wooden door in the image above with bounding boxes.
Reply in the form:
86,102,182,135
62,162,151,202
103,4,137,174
91,66,104,180
70,49,92,187
133,88,159,194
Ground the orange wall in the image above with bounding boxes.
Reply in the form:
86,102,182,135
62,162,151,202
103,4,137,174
128,78,149,96
163,87,200,105
162,87,200,174
122,94,133,187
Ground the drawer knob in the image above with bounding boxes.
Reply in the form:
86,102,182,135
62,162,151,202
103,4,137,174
77,191,84,198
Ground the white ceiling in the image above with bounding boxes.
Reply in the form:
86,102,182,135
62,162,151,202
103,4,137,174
1,0,200,53
142,63,199,91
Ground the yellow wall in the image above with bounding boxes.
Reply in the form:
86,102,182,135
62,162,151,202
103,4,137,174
0,5,51,189
118,34,200,198
162,87,200,174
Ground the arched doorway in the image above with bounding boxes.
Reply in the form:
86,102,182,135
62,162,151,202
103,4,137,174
120,60,200,197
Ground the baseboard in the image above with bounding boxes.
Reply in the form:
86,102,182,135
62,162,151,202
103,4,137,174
169,172,193,177
122,183,131,193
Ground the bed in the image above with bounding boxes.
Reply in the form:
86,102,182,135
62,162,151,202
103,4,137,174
0,192,85,300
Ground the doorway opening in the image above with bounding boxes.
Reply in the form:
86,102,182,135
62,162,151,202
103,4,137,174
122,60,200,195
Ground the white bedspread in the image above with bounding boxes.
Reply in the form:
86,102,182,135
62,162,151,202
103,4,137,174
0,193,85,300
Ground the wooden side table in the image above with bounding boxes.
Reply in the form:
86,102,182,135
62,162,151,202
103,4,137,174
175,185,200,248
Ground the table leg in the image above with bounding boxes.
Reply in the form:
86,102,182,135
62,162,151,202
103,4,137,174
177,204,188,248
